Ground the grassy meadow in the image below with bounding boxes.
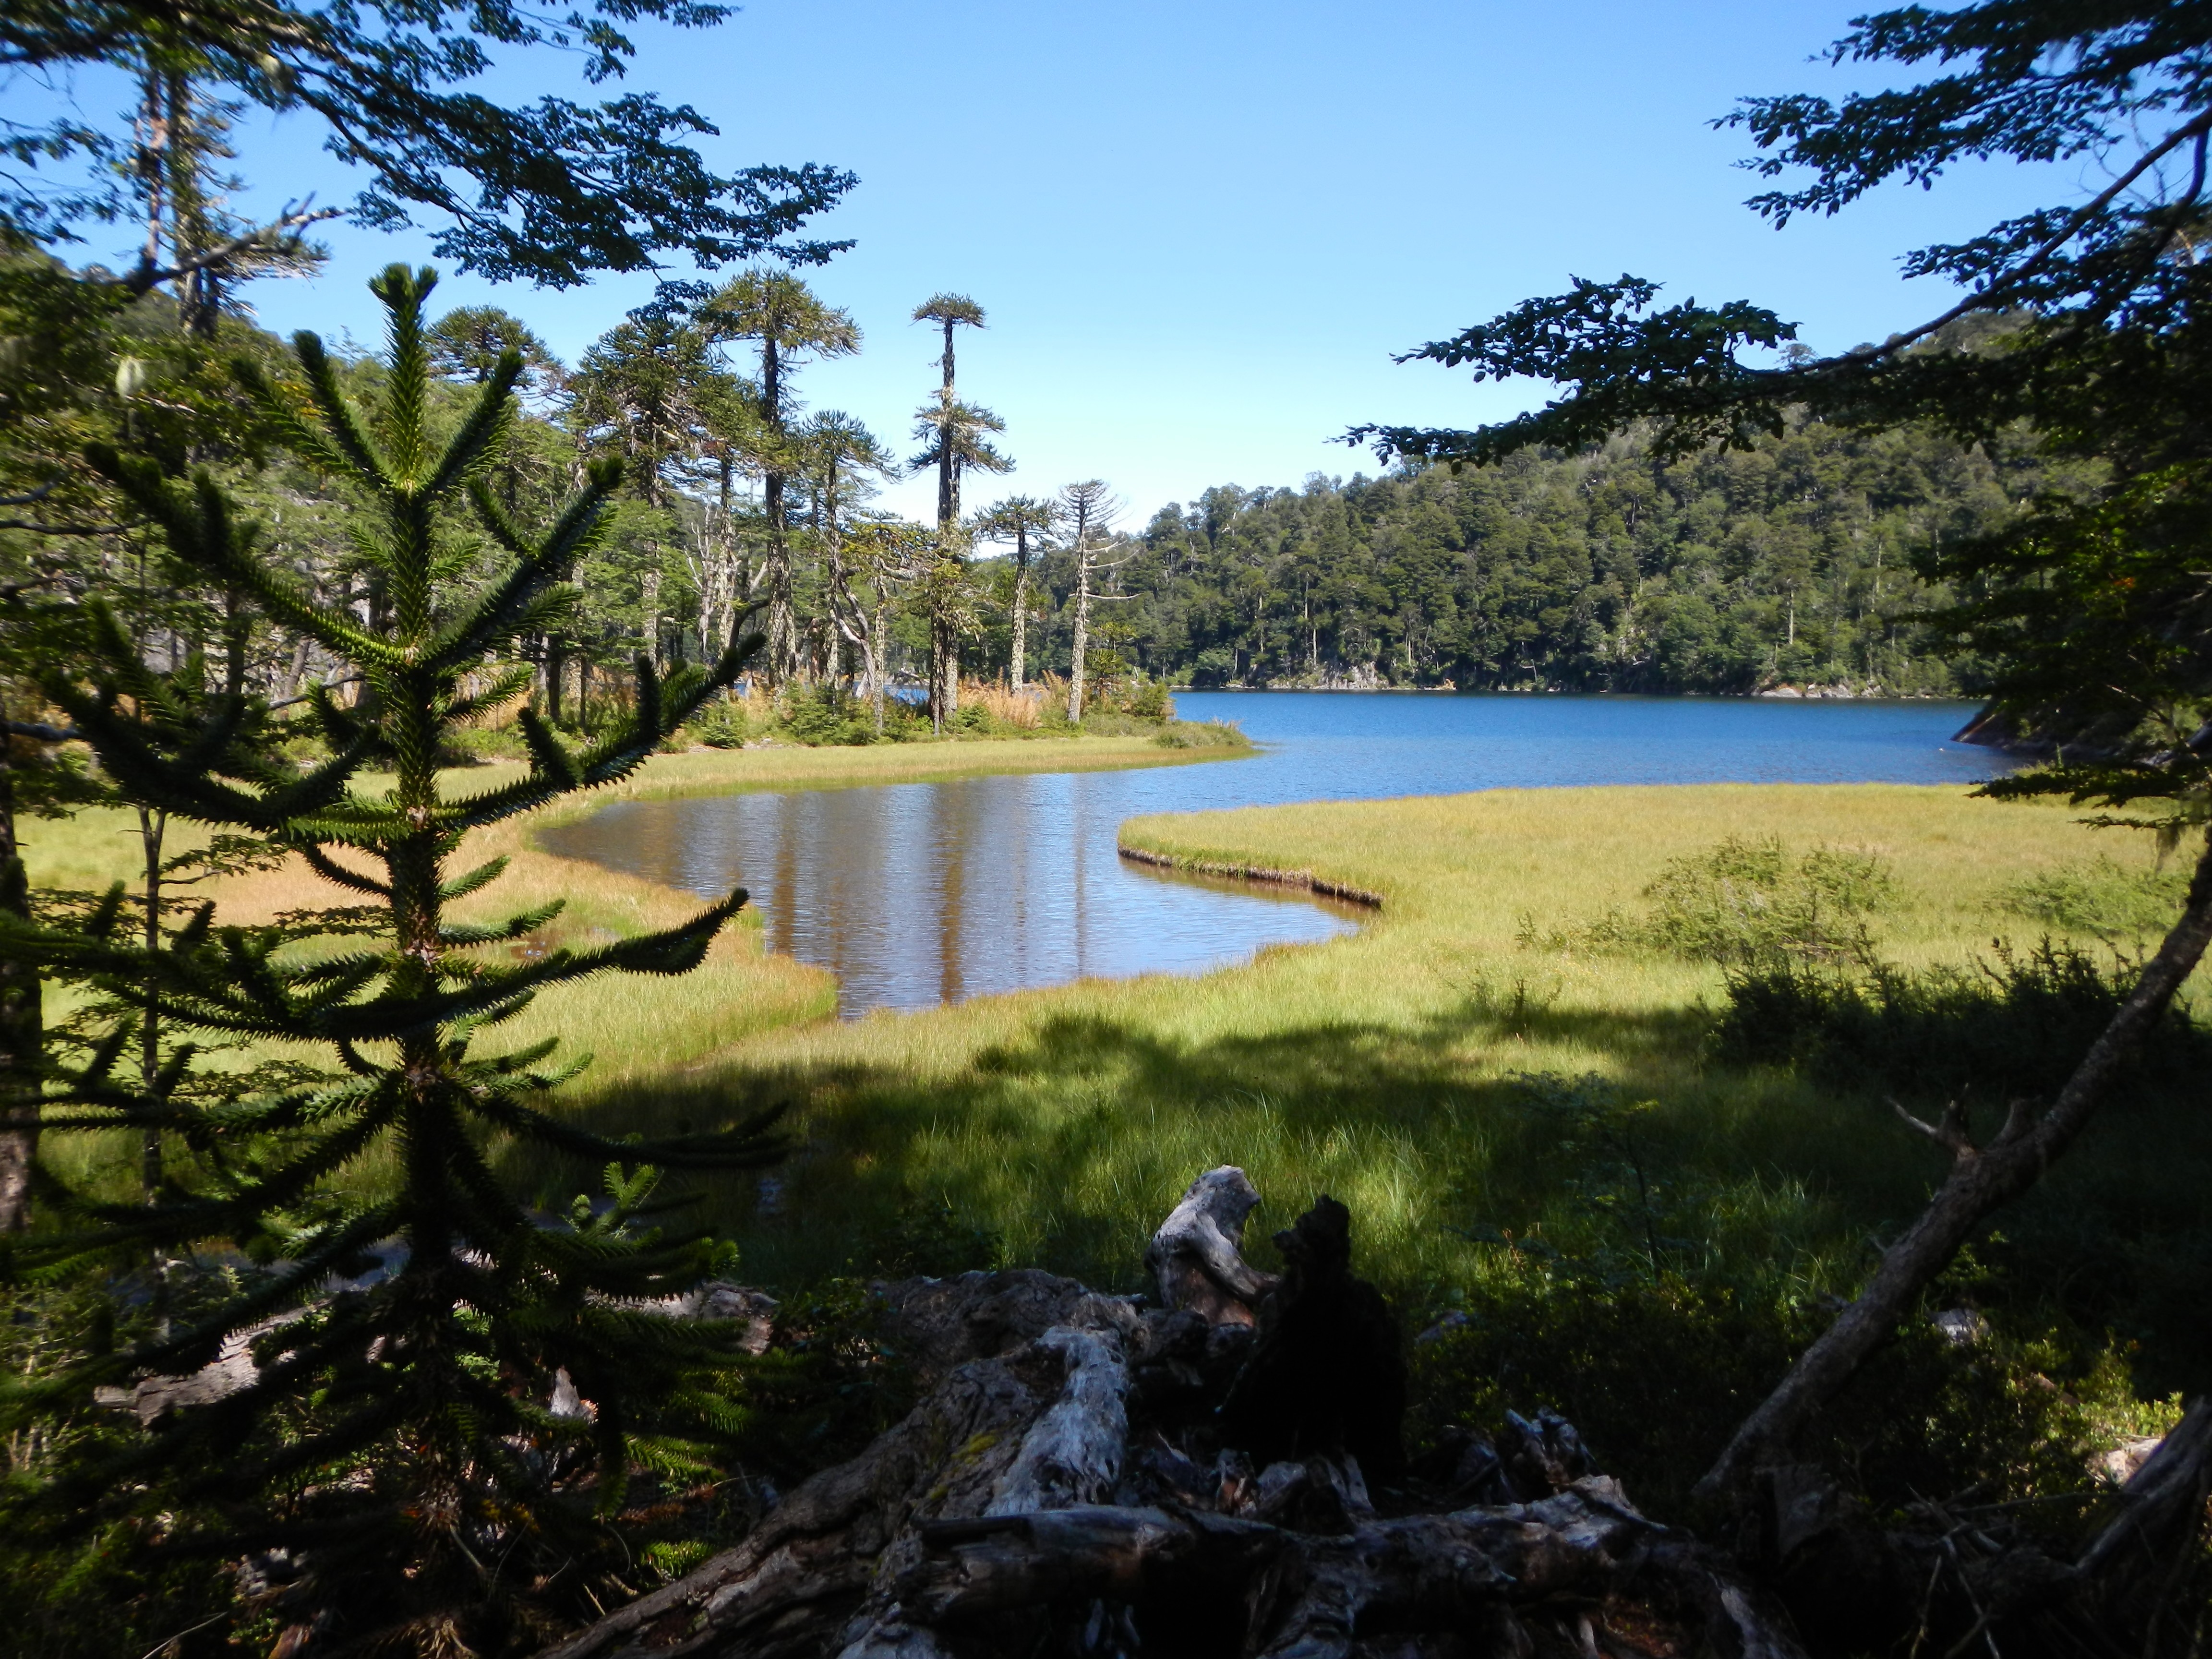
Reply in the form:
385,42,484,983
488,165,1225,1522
565,780,2187,1289
27,737,2206,1508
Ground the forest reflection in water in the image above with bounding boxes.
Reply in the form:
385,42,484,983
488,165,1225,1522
542,767,1363,1016
542,692,2001,1017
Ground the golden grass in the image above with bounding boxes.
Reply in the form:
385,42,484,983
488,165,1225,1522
26,752,2191,1307
539,782,2183,1295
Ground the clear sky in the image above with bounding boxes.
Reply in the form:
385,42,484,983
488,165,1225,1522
46,0,2065,525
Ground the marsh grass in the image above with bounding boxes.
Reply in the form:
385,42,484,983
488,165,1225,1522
539,782,2200,1299
18,739,1230,1206
24,761,2205,1514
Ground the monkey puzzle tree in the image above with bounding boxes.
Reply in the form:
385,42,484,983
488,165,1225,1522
0,265,778,1651
1057,480,1122,723
909,294,1009,724
975,494,1054,690
800,411,896,702
1352,0,2212,1500
702,271,860,684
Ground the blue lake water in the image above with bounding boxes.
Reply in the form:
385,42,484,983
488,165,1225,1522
543,692,2002,1016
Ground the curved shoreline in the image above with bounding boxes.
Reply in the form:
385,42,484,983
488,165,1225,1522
1114,842,1384,909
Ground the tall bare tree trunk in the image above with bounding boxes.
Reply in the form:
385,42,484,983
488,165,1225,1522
760,339,797,685
933,318,960,725
1068,541,1093,725
1011,559,1031,691
1696,827,2212,1499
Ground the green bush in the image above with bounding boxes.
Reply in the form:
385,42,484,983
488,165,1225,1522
1520,834,1891,969
2001,855,2189,943
782,683,873,746
1121,678,1174,721
687,696,750,748
1153,719,1245,749
1714,939,2205,1103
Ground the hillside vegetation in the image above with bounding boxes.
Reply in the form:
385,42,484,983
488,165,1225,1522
998,418,2080,697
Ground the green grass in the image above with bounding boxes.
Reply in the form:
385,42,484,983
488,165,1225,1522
28,754,2204,1512
19,735,1249,1201
524,782,2194,1298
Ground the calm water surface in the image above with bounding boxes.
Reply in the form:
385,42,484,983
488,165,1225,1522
544,693,2002,1016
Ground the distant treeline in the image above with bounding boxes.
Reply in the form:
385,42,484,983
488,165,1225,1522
994,419,2061,697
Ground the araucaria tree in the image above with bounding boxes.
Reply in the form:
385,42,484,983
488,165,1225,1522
976,494,1054,690
1353,0,2212,1501
2,266,780,1651
704,271,860,684
910,294,1010,724
1057,479,1120,722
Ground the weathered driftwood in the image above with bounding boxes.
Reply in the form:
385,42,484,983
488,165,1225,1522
1142,1165,1275,1324
536,1176,1808,1659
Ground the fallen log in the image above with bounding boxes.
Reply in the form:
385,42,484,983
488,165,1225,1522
536,1177,1808,1659
534,1171,2210,1659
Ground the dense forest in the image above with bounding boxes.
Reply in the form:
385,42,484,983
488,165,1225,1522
1014,420,2054,696
11,292,2047,734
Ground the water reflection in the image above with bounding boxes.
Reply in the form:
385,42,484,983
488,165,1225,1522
544,691,2003,1017
546,769,1365,1016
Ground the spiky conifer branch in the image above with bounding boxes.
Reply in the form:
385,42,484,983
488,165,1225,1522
3,264,783,1646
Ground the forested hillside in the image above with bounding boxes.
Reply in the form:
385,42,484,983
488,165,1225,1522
1003,420,2064,697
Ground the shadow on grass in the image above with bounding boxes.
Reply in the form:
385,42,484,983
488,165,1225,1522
507,991,1860,1292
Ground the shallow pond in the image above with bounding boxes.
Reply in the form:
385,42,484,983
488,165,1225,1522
541,692,2002,1016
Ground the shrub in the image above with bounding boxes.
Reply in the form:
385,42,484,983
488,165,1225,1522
2000,855,2189,943
1713,939,2204,1102
1519,834,1891,969
782,682,872,746
687,695,750,748
1121,678,1174,721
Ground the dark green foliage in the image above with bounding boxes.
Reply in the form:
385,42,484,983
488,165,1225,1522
1940,464,2212,831
1714,941,2203,1102
782,682,875,746
730,1280,918,1486
1408,1251,2160,1525
1713,945,2212,1394
0,265,781,1654
1019,419,2034,694
2,0,854,289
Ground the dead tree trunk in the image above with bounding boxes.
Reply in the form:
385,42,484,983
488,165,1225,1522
535,1178,1809,1659
1696,828,2212,1500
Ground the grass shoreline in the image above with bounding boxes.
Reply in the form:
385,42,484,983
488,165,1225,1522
30,751,2205,1514
520,780,2193,1303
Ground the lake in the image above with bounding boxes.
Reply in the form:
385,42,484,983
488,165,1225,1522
542,692,2002,1016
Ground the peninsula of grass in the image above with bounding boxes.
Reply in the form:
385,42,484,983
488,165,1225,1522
522,779,2200,1506
31,757,2202,1509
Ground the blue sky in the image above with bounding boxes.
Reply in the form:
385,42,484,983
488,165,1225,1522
37,0,2066,524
